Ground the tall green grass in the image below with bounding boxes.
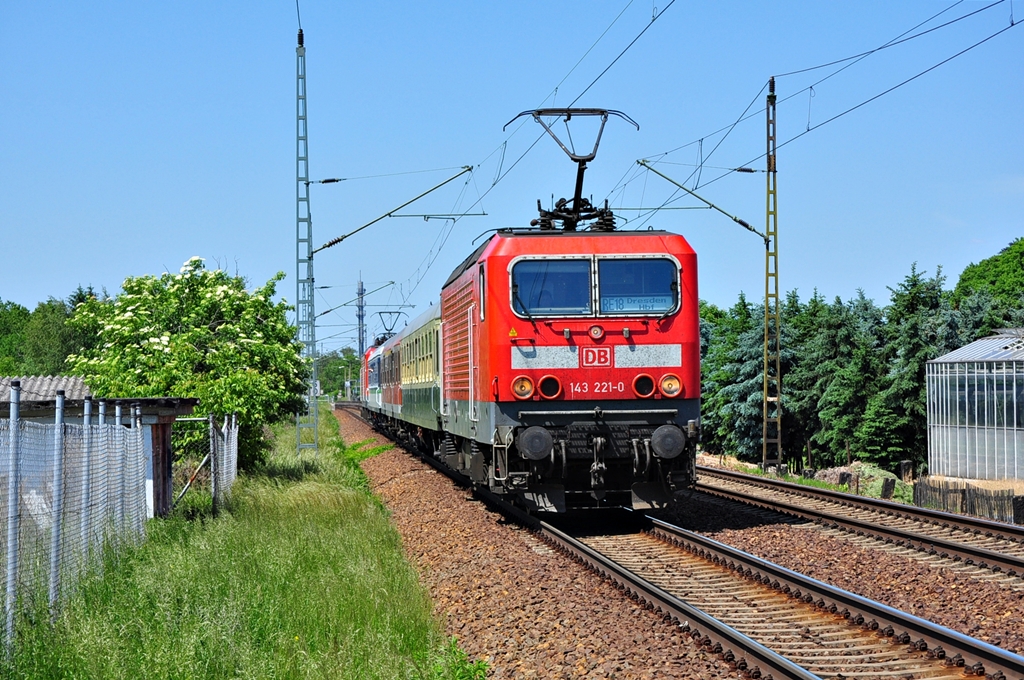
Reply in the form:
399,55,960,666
3,405,485,679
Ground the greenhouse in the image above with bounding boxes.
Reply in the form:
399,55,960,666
926,329,1024,481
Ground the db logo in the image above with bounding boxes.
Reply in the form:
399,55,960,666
581,347,612,368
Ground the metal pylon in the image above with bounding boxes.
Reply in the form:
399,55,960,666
763,77,782,469
296,28,318,456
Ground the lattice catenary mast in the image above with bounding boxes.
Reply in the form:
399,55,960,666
762,77,782,469
295,28,318,455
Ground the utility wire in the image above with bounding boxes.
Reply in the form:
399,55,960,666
634,15,1020,228
775,0,999,77
313,166,468,183
779,21,1019,152
380,1,647,308
630,0,991,180
618,0,1009,220
570,0,676,106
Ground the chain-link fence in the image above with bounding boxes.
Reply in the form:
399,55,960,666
211,414,238,510
2,386,147,648
172,414,239,513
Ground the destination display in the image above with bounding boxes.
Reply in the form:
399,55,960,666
599,295,673,313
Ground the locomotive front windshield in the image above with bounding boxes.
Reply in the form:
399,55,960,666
511,256,678,317
511,259,592,315
598,258,677,314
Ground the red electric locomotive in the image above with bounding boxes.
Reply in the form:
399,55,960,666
363,109,700,511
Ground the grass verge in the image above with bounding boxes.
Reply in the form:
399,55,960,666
3,404,486,680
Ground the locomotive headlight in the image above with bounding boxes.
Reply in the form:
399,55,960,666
588,324,604,340
659,373,682,398
512,376,534,400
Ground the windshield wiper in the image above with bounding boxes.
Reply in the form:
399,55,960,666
512,285,538,331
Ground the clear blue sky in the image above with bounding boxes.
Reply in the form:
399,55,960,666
2,1,1021,352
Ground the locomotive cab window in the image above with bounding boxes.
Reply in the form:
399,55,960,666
598,258,677,315
511,258,592,317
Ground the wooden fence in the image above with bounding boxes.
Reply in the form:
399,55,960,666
914,476,1024,525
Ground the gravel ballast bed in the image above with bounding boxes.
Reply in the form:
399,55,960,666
664,492,1024,655
334,409,732,679
334,408,1024,674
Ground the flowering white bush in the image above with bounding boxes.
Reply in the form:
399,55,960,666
68,258,307,467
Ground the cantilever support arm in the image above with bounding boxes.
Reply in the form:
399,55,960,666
637,160,768,244
313,166,473,255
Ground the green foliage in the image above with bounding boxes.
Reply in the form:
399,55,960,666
318,347,362,398
854,265,944,469
4,406,487,679
699,294,756,456
0,287,103,376
700,240,1023,474
66,258,307,468
0,299,31,374
953,237,1024,309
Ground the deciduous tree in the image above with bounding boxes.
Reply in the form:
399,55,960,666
67,258,306,468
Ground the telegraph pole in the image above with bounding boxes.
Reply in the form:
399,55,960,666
295,28,318,456
762,77,782,470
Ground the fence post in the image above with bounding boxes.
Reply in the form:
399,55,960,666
880,477,896,500
49,391,66,616
4,381,22,650
81,397,92,556
132,405,143,538
231,413,238,487
115,403,124,532
209,414,218,514
97,401,107,542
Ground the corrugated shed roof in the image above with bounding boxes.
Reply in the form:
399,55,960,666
0,376,92,401
931,329,1024,363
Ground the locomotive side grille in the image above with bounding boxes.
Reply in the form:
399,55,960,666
442,279,474,400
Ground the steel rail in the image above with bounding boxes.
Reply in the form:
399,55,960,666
650,517,1024,680
699,465,1024,541
697,467,1024,576
337,409,1021,678
342,406,821,679
538,521,823,680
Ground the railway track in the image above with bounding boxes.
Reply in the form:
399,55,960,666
544,519,1024,680
337,407,1024,678
697,466,1024,582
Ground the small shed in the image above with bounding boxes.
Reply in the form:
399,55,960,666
1,376,199,517
926,329,1024,480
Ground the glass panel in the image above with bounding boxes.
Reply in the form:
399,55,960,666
598,258,677,314
511,259,592,316
1016,364,1024,430
994,373,1006,429
957,373,967,426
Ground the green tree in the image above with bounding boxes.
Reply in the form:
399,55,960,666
699,295,756,456
318,347,362,398
952,238,1024,309
67,258,306,468
711,299,798,463
0,300,30,375
855,265,944,469
782,290,830,462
